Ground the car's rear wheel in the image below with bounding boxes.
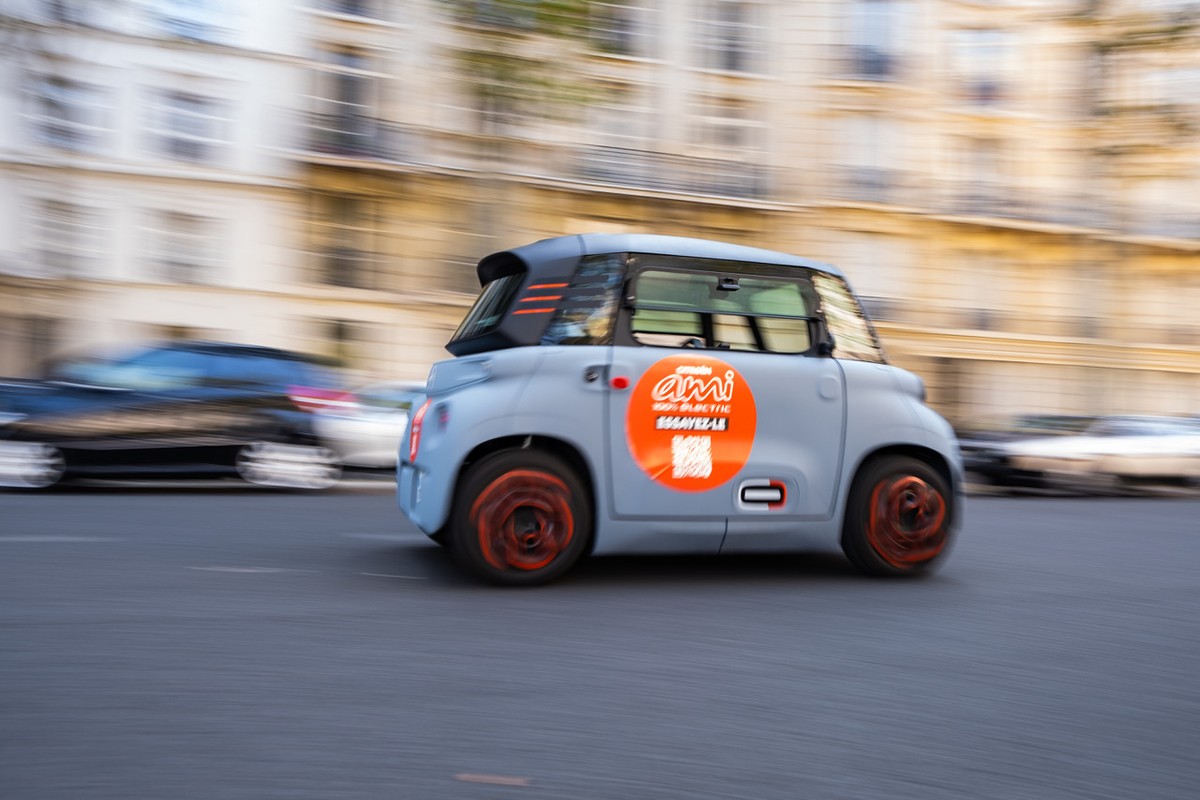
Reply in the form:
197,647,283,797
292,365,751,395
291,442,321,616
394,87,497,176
0,442,66,490
842,455,953,577
449,449,591,586
236,442,342,490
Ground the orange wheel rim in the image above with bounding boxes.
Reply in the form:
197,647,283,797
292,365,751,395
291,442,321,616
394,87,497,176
470,470,575,572
866,475,947,569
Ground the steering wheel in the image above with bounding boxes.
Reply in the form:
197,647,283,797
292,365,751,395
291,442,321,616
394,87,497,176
680,337,706,349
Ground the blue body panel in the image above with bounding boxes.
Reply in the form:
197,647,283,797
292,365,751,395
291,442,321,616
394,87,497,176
397,234,962,561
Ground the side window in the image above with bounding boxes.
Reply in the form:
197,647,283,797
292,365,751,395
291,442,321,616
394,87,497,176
812,273,886,363
203,354,266,387
104,348,210,389
541,254,624,346
627,260,819,354
629,270,705,346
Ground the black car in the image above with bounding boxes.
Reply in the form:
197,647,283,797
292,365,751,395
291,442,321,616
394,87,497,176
0,341,347,490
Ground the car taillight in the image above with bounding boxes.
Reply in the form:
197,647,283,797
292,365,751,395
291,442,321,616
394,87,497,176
408,398,432,462
288,386,354,413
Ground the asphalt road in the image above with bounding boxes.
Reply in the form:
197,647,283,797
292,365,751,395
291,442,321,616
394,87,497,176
2,484,1198,800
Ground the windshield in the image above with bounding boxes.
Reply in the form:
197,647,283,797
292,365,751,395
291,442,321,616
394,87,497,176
52,348,210,390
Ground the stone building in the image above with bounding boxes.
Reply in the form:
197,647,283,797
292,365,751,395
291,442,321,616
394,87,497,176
2,0,1198,421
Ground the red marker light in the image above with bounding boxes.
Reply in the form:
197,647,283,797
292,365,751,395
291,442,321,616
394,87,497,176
408,398,432,462
610,376,630,390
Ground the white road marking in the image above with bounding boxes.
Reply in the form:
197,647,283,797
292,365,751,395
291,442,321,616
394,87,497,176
0,535,124,542
187,566,317,574
342,533,422,541
453,774,531,787
360,572,427,580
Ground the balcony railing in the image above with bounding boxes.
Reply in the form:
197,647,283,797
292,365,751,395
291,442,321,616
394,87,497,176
832,167,904,205
295,116,774,200
301,112,413,162
574,146,771,200
940,185,1114,230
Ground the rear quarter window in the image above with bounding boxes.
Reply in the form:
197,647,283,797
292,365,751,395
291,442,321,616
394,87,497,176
450,273,525,345
540,254,624,346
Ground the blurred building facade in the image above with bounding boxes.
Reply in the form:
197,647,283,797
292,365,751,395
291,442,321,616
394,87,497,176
0,0,313,365
2,0,1198,422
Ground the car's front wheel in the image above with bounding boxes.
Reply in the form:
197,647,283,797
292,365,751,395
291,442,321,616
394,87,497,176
0,442,66,490
841,455,954,577
449,449,591,586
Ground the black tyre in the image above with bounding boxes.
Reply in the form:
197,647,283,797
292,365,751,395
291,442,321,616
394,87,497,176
449,449,591,586
0,442,66,490
236,441,342,490
841,455,954,577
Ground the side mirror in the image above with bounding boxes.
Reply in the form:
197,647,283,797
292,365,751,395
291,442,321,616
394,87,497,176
806,319,835,357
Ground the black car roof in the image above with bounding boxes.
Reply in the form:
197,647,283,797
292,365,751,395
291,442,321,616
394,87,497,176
477,233,845,284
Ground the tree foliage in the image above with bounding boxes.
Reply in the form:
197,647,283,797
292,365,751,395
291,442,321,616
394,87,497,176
441,0,598,132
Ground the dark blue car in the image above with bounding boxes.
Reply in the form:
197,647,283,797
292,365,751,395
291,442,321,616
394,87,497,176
0,341,346,490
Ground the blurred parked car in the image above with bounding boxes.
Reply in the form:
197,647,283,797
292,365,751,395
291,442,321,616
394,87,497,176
958,414,1097,487
969,415,1200,490
314,380,425,469
0,341,347,490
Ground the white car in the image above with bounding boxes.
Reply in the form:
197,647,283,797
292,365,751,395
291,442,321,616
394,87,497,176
314,381,426,469
1004,416,1200,486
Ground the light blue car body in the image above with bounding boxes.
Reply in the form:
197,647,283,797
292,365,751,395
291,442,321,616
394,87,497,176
398,234,962,559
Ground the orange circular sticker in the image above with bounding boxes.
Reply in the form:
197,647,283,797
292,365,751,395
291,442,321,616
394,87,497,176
626,355,757,492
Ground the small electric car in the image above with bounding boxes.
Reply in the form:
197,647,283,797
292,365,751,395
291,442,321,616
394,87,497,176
398,234,962,584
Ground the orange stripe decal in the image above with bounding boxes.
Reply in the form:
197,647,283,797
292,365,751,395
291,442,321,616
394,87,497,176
520,295,562,302
527,283,568,289
513,308,555,315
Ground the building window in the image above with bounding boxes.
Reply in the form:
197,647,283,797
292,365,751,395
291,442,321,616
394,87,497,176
592,2,657,58
951,29,1015,107
588,82,657,146
309,195,383,290
456,0,538,29
1143,66,1200,109
837,115,901,203
579,82,658,189
37,201,103,277
310,46,381,155
322,0,384,19
148,211,220,284
694,1,763,74
823,232,911,323
45,0,90,25
150,90,226,163
155,0,225,43
691,96,762,152
845,0,902,80
29,75,106,152
954,138,1011,214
